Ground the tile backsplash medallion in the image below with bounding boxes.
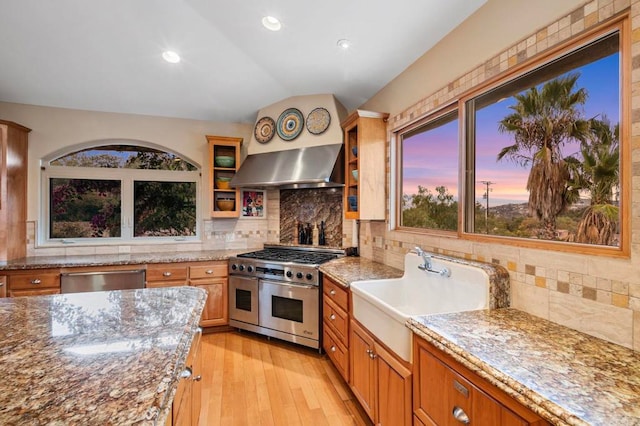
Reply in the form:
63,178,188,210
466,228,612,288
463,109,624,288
360,0,640,351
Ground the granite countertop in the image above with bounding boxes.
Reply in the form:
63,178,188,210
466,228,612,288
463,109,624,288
408,308,640,426
319,256,403,288
0,286,206,425
0,249,250,270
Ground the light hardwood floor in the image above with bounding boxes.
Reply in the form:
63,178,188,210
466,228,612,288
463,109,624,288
199,331,372,426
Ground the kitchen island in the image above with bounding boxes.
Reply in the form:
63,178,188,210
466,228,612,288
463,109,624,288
0,286,206,425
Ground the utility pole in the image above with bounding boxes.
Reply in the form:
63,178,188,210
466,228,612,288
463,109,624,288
480,181,495,234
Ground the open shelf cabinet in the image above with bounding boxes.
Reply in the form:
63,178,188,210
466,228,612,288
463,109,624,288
341,110,389,221
207,135,243,218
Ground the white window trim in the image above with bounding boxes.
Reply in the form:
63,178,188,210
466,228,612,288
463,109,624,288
40,162,202,247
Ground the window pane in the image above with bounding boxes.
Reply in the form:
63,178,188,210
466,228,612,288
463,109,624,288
50,178,121,238
51,144,197,171
469,33,620,246
134,181,196,237
401,110,459,231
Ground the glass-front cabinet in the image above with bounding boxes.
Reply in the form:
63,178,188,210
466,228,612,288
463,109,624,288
207,135,243,218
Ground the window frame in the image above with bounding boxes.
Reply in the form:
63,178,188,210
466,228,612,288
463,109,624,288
392,102,461,235
40,142,202,246
391,15,630,257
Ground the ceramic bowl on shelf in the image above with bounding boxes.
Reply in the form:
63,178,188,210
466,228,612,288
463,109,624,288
348,195,358,212
216,198,235,211
352,169,358,182
215,156,235,168
352,146,358,157
215,176,232,189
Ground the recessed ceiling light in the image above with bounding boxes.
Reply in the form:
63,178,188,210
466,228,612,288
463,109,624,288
262,16,281,31
162,50,181,64
337,39,351,50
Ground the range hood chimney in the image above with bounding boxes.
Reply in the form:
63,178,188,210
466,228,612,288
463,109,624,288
230,144,344,189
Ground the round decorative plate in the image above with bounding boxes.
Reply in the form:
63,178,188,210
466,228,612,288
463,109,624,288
254,116,275,144
276,108,304,141
306,107,331,135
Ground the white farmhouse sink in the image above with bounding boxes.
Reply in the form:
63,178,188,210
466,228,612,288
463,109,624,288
350,251,490,362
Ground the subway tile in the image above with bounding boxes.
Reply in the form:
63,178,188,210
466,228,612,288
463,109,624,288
597,290,613,305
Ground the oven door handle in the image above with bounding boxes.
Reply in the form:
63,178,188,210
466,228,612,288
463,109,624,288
261,280,317,290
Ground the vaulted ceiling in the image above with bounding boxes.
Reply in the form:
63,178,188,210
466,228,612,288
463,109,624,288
0,0,486,122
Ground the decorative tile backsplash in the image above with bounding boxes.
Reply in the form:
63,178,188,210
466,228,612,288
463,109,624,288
362,0,640,350
279,188,343,247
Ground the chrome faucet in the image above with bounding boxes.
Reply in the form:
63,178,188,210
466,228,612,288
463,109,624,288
413,247,451,277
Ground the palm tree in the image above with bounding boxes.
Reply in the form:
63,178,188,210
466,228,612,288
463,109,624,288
497,73,590,240
574,118,620,245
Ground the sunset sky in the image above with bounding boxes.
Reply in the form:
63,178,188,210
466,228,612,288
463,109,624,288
403,52,620,207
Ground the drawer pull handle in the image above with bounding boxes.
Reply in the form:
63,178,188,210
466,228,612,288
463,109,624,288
163,272,172,277
330,346,337,352
31,279,42,285
193,375,202,382
329,314,336,321
329,289,336,295
452,406,470,424
205,270,214,274
366,349,376,360
0,282,4,287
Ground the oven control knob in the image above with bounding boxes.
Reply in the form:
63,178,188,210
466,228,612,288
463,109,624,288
238,265,245,271
231,264,237,271
286,271,293,278
247,266,254,273
306,273,313,281
296,272,303,279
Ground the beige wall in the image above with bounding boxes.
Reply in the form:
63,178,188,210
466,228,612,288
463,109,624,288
361,0,586,116
359,0,640,351
247,94,347,155
0,101,279,255
0,102,252,222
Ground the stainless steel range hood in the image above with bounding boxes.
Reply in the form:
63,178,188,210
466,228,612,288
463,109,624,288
230,144,344,189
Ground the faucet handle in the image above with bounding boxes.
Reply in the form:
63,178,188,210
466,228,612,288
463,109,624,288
413,246,425,256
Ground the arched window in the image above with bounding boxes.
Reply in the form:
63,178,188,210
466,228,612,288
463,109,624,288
41,141,201,244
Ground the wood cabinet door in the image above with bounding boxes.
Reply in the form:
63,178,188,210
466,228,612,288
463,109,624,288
194,279,227,327
0,276,6,298
375,341,412,426
349,319,376,422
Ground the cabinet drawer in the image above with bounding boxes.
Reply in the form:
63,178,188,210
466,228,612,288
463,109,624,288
323,276,348,312
146,264,188,282
323,297,348,345
10,288,61,297
323,326,349,382
190,263,227,279
8,271,60,290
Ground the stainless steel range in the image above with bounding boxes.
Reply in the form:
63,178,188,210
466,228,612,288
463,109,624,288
228,245,343,350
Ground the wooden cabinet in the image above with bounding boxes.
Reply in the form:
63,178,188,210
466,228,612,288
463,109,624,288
0,276,6,298
322,276,350,381
350,319,412,426
207,135,242,218
188,262,228,327
341,110,389,221
172,327,202,426
0,120,30,261
146,264,189,288
413,335,549,426
7,269,61,297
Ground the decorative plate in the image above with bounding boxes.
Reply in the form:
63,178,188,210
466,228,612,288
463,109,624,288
276,108,304,141
254,116,275,144
306,107,331,135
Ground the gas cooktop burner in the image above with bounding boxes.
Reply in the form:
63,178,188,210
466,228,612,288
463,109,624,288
237,248,339,265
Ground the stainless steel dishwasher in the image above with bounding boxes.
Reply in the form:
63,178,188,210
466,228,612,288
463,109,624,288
61,269,146,294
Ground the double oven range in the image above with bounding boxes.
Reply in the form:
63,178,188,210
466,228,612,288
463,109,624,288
228,245,343,350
